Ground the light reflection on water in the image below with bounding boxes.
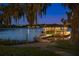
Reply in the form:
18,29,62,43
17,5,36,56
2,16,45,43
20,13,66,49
0,28,43,42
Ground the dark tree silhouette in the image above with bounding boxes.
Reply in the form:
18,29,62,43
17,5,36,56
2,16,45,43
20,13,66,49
64,3,79,45
0,3,51,26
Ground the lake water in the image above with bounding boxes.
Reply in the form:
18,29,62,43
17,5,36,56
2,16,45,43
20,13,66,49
0,27,71,42
0,28,43,42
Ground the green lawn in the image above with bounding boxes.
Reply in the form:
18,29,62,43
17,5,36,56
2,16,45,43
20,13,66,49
52,40,79,55
0,46,59,56
0,40,79,56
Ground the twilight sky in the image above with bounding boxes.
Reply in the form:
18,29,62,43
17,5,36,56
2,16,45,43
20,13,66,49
0,3,70,25
37,3,70,24
15,3,70,25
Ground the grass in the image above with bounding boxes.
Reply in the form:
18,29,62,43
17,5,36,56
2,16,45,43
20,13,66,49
0,46,59,56
52,40,79,55
1,39,79,56
0,39,60,56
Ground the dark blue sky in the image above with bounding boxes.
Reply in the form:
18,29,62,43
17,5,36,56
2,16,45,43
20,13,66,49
0,3,70,25
37,4,70,24
14,3,70,25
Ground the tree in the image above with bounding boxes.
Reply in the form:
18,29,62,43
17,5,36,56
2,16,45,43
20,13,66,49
0,3,51,26
64,3,79,45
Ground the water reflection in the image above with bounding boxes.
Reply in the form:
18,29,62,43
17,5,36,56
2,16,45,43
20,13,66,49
0,28,43,42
